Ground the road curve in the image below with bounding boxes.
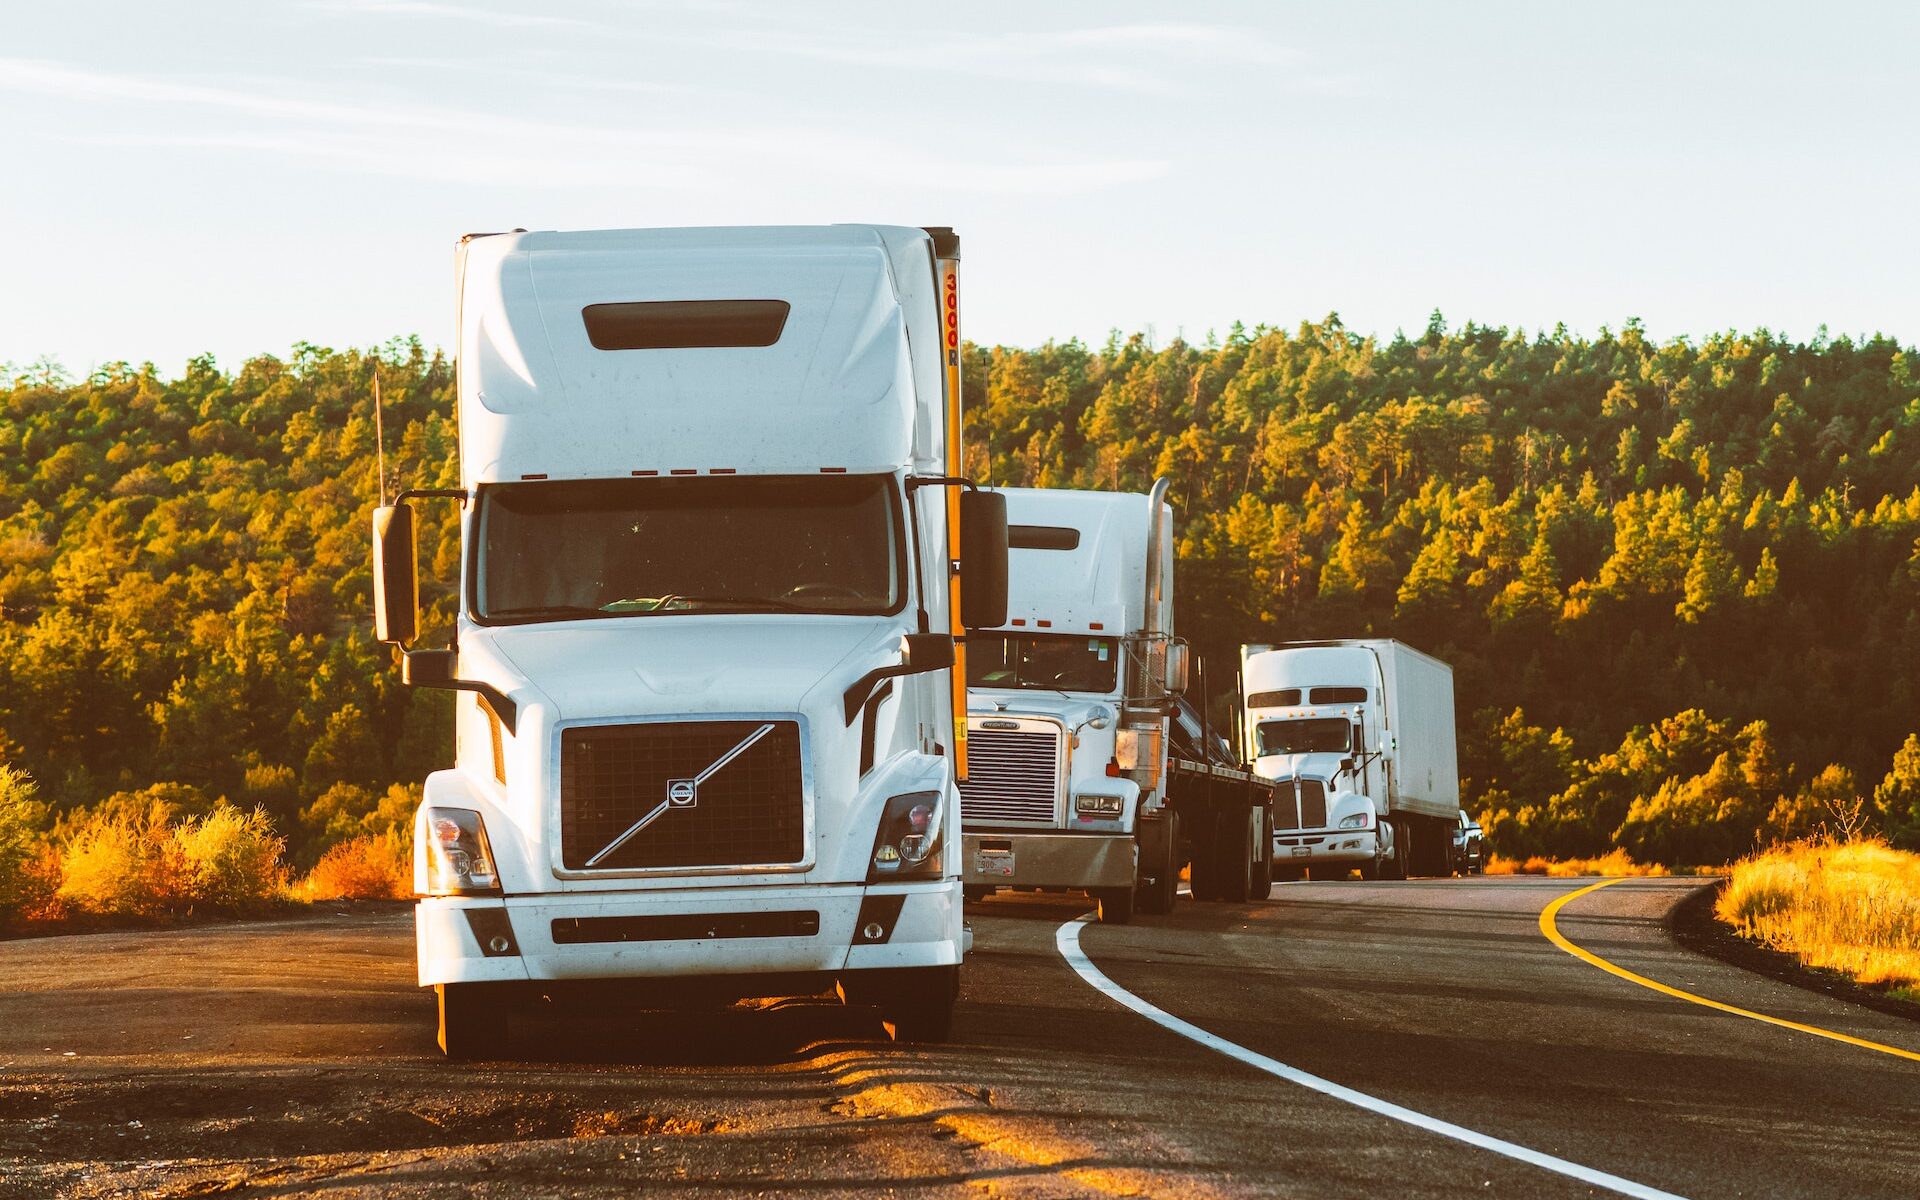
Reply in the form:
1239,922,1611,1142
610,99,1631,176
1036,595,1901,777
1,878,1915,1198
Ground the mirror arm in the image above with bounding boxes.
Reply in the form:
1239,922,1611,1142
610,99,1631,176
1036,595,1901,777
904,474,980,492
401,649,517,735
396,487,471,506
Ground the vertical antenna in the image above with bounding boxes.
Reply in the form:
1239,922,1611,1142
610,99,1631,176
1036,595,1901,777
372,361,388,505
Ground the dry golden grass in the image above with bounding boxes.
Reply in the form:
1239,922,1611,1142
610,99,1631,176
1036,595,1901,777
1717,838,1920,998
299,830,411,901
1485,848,1671,877
56,801,289,915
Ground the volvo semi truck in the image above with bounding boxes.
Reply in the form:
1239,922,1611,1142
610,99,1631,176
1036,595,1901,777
960,483,1276,922
371,224,1009,1056
1239,640,1459,879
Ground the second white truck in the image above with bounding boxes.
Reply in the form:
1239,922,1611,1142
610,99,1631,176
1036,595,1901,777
1240,640,1459,879
959,482,1276,921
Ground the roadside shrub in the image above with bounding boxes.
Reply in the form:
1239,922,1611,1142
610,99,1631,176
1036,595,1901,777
1717,838,1920,992
1484,850,1669,877
57,801,190,915
175,803,289,909
0,764,50,918
300,829,411,900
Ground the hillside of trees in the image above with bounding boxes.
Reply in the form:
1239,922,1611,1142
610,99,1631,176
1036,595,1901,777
2,316,1918,873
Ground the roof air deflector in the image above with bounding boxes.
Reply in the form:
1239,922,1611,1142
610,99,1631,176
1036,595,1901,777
582,300,791,350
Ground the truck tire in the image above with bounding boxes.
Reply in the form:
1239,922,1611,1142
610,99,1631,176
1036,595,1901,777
1138,812,1180,915
436,982,509,1060
880,966,959,1044
1216,810,1255,903
1382,818,1410,880
1095,886,1135,924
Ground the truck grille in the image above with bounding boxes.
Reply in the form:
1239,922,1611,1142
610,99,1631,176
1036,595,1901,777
959,727,1061,825
560,720,805,871
1273,779,1329,831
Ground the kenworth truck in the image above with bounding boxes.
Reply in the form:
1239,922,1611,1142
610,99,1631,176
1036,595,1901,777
1239,640,1459,879
370,225,1009,1056
959,482,1276,922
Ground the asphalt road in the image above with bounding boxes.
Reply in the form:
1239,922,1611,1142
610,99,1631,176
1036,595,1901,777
3,877,1917,1198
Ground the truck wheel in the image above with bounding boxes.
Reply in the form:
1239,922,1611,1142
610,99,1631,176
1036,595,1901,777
436,982,508,1060
879,966,959,1044
1359,855,1380,881
1218,811,1254,903
1138,812,1180,915
1383,819,1409,880
1095,887,1135,924
1187,813,1219,901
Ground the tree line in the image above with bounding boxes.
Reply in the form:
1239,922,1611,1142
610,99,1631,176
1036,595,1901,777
1,314,1916,873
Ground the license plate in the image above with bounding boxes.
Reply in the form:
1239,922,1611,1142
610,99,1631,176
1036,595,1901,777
1290,846,1311,857
974,850,1015,877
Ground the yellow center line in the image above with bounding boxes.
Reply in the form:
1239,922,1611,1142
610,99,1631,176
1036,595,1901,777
1539,878,1920,1064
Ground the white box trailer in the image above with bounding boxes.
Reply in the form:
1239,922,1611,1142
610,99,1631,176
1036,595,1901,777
1240,640,1459,878
369,225,1010,1056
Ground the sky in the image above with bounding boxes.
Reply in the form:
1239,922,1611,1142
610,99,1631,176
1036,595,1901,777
3,0,1917,375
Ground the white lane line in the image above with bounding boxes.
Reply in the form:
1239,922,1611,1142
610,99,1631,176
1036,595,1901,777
1054,915,1689,1200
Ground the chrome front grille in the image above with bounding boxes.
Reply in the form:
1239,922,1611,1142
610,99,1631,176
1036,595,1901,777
959,726,1062,825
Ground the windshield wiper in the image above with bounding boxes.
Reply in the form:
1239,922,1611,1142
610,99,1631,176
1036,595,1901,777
486,604,606,619
599,594,817,614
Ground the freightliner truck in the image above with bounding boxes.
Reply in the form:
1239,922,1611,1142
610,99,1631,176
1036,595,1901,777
1239,640,1459,879
370,225,1010,1056
960,482,1277,922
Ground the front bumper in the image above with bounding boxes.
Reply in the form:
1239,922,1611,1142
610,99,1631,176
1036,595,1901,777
1273,829,1378,865
962,831,1136,889
416,880,962,987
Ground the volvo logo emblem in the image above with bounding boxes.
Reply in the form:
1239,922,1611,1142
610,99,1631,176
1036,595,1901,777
982,719,1020,730
666,779,697,807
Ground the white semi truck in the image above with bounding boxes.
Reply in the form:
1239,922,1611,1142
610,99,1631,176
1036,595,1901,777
960,483,1277,922
370,224,1009,1056
1239,640,1459,879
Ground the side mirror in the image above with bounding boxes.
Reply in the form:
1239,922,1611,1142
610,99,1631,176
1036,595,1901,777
901,631,956,672
1351,721,1366,755
959,489,1009,630
372,503,419,645
1164,643,1190,694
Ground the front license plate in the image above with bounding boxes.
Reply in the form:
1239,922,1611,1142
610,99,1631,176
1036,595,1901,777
1290,846,1311,857
975,850,1015,877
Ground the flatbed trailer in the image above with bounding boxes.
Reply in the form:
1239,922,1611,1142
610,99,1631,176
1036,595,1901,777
1160,756,1280,904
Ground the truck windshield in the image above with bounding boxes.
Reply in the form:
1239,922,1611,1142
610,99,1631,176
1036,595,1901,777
1256,717,1351,755
474,474,902,622
968,633,1118,693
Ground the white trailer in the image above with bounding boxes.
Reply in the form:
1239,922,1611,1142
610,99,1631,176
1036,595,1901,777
960,482,1276,921
370,225,1009,1056
1239,640,1459,879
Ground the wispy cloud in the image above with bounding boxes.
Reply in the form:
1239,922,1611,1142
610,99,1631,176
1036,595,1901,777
0,57,1166,196
310,0,598,30
673,22,1302,94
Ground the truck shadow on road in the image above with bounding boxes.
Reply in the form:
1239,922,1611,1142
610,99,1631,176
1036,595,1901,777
497,995,899,1068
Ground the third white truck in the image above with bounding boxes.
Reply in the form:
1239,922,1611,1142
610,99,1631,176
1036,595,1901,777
1239,640,1459,879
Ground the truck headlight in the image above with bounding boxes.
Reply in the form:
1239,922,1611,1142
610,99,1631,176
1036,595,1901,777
423,806,501,895
1074,793,1125,817
1338,812,1370,830
869,790,943,881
